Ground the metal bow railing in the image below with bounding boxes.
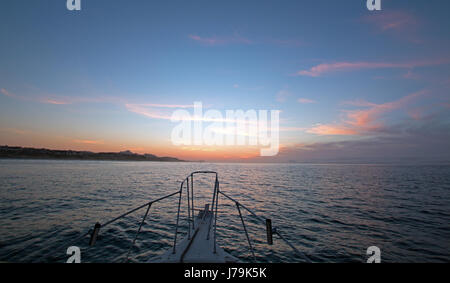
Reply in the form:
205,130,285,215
43,171,309,263
183,171,310,262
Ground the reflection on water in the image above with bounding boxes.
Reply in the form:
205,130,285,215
0,160,449,262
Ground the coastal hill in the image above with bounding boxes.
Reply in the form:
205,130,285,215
0,146,183,162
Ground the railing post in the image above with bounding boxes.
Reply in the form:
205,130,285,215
266,219,273,245
125,202,152,261
89,222,101,246
191,174,195,228
172,184,183,254
213,180,219,253
207,175,218,240
236,203,256,261
186,178,191,239
210,174,218,210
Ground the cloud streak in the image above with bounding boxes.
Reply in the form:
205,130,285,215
1,88,15,98
0,88,116,106
362,10,422,43
296,60,449,77
125,103,175,120
364,11,418,32
43,99,72,105
188,34,252,46
276,119,450,164
73,139,105,145
307,90,429,136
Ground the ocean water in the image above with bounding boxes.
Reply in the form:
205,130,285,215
0,159,449,263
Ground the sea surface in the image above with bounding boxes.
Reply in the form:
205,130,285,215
0,159,449,263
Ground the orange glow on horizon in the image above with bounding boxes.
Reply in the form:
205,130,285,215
0,128,268,161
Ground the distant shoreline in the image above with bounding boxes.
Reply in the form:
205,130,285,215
0,146,184,162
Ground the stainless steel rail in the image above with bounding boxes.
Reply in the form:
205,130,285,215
44,189,181,262
182,171,308,262
44,171,308,263
218,189,310,262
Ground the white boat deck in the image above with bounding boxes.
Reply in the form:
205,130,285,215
149,206,240,263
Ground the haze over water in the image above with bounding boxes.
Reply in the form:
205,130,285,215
0,159,449,263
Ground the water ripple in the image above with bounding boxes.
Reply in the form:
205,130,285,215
0,160,449,262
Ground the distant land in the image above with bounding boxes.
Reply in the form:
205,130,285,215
0,146,184,162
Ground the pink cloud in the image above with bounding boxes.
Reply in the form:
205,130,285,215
408,108,424,120
307,90,429,136
307,125,357,136
365,11,417,31
1,88,15,98
297,59,449,77
74,139,105,145
42,99,71,105
363,11,422,43
403,70,421,80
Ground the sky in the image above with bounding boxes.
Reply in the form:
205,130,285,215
1,0,450,163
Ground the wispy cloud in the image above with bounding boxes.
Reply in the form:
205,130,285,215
188,34,252,46
1,88,15,98
279,126,307,132
296,59,449,77
0,127,29,135
267,38,304,47
307,90,429,136
278,121,450,164
403,70,420,80
364,11,417,32
408,108,424,121
73,139,105,145
362,10,422,43
125,103,180,120
0,88,113,106
307,124,358,136
188,34,305,48
43,99,72,105
128,103,194,109
125,103,283,133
